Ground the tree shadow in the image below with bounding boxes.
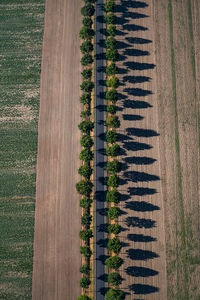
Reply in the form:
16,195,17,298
98,273,108,282
126,37,152,44
117,133,133,141
127,249,159,260
96,104,106,112
128,187,157,196
124,61,155,70
125,216,156,228
124,99,152,109
124,87,152,97
126,127,159,137
125,201,160,212
123,48,150,56
123,24,148,31
98,254,108,265
129,283,159,294
117,41,131,50
123,141,152,151
124,156,156,165
118,67,129,74
124,171,160,182
126,266,159,277
97,238,108,248
123,75,151,84
123,114,144,121
127,233,157,242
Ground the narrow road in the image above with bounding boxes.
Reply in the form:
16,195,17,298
94,0,105,299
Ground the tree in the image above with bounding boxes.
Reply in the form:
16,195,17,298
81,54,93,66
80,110,91,118
105,89,118,103
80,93,91,105
107,272,123,286
105,13,116,24
80,81,94,93
80,41,93,54
107,104,116,115
107,207,121,220
82,16,93,28
81,4,95,17
76,180,93,196
79,26,95,40
79,148,93,162
78,164,92,178
106,25,116,36
106,49,118,61
77,295,92,300
107,115,120,128
80,134,93,148
106,160,121,173
81,214,92,227
108,223,121,234
107,175,119,187
81,68,92,79
80,197,92,208
80,276,91,289
106,63,118,76
105,256,123,270
105,288,125,300
79,229,93,241
106,77,119,88
106,144,120,157
80,246,92,258
106,189,121,204
105,0,115,12
107,238,122,254
78,120,94,133
106,130,117,144
105,37,117,49
80,264,90,275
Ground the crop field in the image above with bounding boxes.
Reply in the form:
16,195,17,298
0,1,44,299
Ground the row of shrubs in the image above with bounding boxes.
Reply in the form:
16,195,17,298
76,1,96,299
104,1,125,300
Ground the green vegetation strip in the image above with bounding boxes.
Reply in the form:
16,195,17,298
0,1,44,299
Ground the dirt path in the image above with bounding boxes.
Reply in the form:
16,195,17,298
32,0,81,299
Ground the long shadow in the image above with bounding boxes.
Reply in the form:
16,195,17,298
126,266,159,277
123,114,144,121
125,61,155,70
125,216,156,228
129,284,159,294
123,24,148,31
123,75,151,84
126,37,152,44
118,133,133,141
128,187,157,196
127,233,157,242
126,127,159,137
123,141,152,151
97,238,108,248
124,87,152,97
124,156,156,165
123,48,150,56
124,99,152,109
125,201,160,212
127,249,159,260
124,171,160,182
117,41,131,50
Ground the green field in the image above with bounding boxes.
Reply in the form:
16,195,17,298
0,1,44,298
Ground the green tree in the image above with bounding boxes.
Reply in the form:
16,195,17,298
107,207,121,220
81,214,92,227
77,295,92,300
106,104,116,115
80,264,90,276
79,26,95,40
80,110,91,118
80,93,91,105
106,77,119,88
80,276,91,289
81,54,93,66
106,144,120,157
80,81,94,93
105,13,116,24
105,37,117,49
80,41,93,54
107,115,120,128
79,148,93,162
108,223,121,235
105,89,118,103
107,238,122,254
78,120,94,133
106,49,118,61
80,197,92,209
79,229,93,241
80,134,93,148
81,68,92,79
81,4,95,17
106,189,121,204
106,160,121,173
107,175,119,187
76,180,93,196
105,0,115,12
106,25,116,36
78,164,92,178
107,272,123,286
82,16,93,28
106,63,118,76
106,130,117,144
80,246,92,258
105,256,123,270
105,288,125,300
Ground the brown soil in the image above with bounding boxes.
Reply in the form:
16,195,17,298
32,0,82,299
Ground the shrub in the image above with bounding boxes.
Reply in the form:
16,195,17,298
105,0,115,12
80,93,91,105
78,165,92,179
106,144,120,157
82,16,93,28
107,272,123,286
107,116,120,128
106,160,121,173
78,120,94,133
81,4,95,17
107,238,122,254
80,134,93,148
105,13,116,24
76,180,93,196
108,223,121,234
107,175,119,187
80,81,94,93
81,54,93,66
106,77,119,88
80,110,91,118
106,63,118,76
106,25,116,36
81,214,92,227
81,68,92,79
80,197,92,208
106,104,116,115
80,276,91,289
79,26,95,40
107,207,121,220
80,246,92,258
105,37,117,49
105,256,123,270
77,295,92,300
106,49,118,61
79,229,93,241
80,264,90,276
105,288,125,300
106,189,121,204
106,130,117,143
105,89,118,103
79,148,93,162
